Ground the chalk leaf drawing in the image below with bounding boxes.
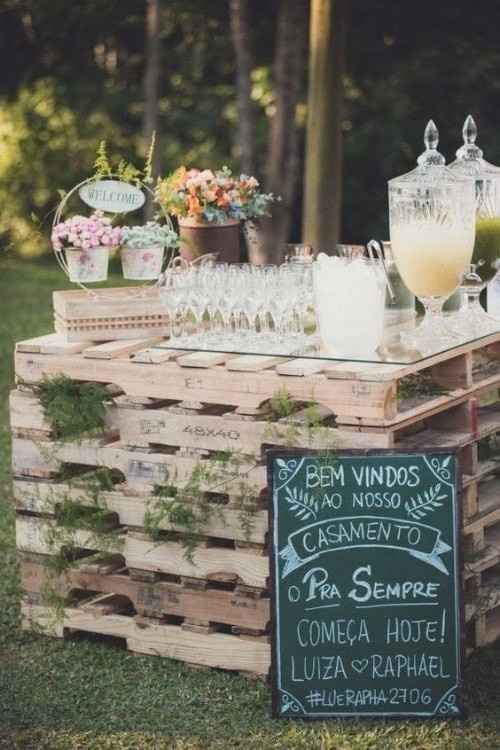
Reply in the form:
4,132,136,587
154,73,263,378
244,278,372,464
405,482,446,521
285,485,318,522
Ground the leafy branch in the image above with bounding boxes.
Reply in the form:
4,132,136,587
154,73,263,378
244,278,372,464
92,134,156,186
405,483,446,521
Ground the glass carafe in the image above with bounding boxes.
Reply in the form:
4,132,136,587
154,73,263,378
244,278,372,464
448,115,500,335
388,120,476,353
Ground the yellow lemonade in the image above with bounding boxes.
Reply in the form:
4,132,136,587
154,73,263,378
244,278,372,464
390,221,474,297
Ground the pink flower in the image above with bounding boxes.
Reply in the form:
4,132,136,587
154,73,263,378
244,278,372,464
52,212,124,252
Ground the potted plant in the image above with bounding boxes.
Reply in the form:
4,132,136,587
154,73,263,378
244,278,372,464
120,221,179,280
51,211,122,282
155,166,276,263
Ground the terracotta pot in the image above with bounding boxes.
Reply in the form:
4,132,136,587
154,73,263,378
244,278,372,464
66,246,109,282
121,244,165,280
178,218,241,264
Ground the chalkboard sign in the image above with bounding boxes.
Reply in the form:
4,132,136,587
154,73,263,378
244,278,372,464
268,450,464,719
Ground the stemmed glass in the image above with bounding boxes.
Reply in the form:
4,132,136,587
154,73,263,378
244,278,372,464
160,270,189,341
388,120,476,353
159,261,318,355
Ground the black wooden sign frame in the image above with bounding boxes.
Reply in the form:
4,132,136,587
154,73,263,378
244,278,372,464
267,448,465,720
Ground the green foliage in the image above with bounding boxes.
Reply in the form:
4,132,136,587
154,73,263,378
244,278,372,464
0,78,128,256
121,221,178,249
93,140,112,178
38,375,112,441
269,389,296,420
144,484,205,562
37,469,125,622
397,373,448,402
93,136,156,186
144,451,259,562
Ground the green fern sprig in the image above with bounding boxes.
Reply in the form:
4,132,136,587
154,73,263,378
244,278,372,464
93,140,113,178
143,131,156,184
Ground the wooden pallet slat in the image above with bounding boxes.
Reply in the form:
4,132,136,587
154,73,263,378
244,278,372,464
16,333,91,355
83,338,164,360
21,602,270,675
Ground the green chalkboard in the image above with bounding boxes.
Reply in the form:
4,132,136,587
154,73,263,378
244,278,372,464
268,449,464,719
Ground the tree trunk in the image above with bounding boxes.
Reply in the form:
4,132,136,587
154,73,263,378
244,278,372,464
143,0,161,218
302,0,348,252
264,0,308,263
229,0,257,176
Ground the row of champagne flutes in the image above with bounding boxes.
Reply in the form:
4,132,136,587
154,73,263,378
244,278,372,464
160,260,315,353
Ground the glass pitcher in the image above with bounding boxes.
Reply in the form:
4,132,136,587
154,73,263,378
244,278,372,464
388,120,476,352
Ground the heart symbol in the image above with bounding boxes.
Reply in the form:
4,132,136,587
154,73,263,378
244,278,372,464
351,659,369,674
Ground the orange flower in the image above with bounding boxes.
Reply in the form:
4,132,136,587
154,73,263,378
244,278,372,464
188,195,202,216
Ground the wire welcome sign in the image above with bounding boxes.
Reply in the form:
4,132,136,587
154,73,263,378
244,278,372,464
51,172,177,299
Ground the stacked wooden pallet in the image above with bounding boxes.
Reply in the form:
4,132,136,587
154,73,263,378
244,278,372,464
12,329,500,675
53,288,169,342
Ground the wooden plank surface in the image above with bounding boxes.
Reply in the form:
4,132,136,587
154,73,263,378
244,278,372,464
53,288,166,319
11,436,268,490
13,480,268,544
14,352,396,420
16,333,90,355
131,348,186,364
55,319,168,344
83,338,164,360
177,352,236,368
22,602,271,674
20,557,270,630
275,358,326,376
226,355,287,372
15,516,269,588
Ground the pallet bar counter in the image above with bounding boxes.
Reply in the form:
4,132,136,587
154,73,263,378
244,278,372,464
12,316,500,677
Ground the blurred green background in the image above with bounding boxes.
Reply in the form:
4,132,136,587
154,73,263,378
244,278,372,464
2,0,500,259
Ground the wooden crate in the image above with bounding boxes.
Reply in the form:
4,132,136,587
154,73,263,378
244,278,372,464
53,288,169,342
12,330,500,673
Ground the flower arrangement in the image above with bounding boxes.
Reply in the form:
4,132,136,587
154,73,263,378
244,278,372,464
51,211,122,252
121,221,178,250
155,166,276,224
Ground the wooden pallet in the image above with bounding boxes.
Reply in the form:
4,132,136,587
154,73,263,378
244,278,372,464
21,599,270,677
19,552,270,632
14,332,500,433
53,288,169,342
12,329,500,670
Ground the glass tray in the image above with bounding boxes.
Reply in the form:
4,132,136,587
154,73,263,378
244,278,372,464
151,314,500,366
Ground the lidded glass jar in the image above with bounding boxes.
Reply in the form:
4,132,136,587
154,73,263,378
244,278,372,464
388,120,476,349
449,115,500,221
448,116,500,326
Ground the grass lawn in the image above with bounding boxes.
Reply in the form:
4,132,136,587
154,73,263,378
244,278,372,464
3,260,500,749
